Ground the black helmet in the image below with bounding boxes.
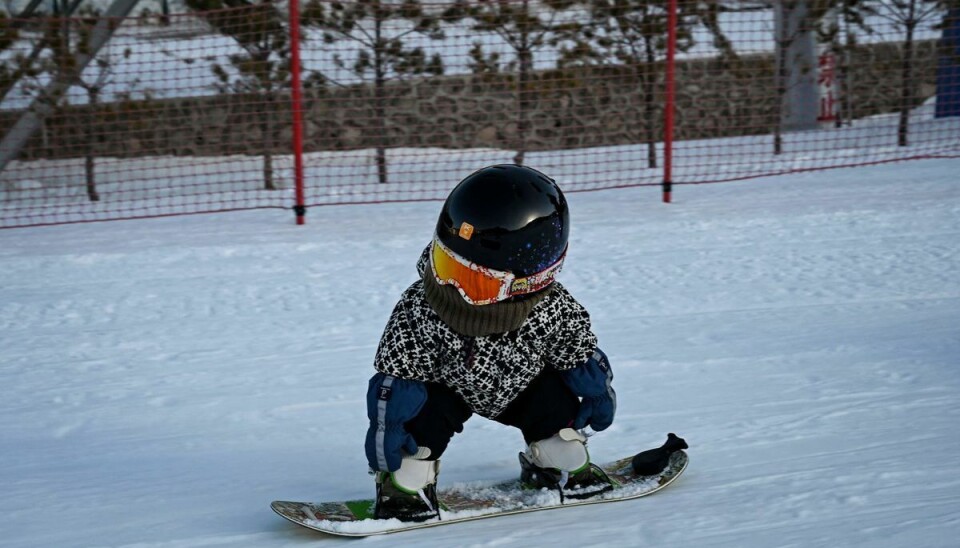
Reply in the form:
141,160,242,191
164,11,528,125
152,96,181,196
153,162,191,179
435,164,570,278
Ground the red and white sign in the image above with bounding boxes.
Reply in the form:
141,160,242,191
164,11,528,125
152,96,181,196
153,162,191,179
817,50,839,123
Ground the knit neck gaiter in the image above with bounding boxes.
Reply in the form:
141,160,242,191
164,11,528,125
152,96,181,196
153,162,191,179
421,268,551,337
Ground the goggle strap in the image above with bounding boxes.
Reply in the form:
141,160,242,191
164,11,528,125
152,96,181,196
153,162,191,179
432,237,564,305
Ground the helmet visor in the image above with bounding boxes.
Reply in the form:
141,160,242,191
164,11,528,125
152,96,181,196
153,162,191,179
430,237,565,306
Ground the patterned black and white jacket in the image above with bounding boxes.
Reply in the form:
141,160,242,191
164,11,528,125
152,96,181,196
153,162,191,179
373,257,598,419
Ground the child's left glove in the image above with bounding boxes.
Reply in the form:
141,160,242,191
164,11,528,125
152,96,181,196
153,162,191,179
365,373,427,472
561,348,616,431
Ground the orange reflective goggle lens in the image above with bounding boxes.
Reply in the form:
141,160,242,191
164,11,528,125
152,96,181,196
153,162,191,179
431,240,509,305
430,238,564,306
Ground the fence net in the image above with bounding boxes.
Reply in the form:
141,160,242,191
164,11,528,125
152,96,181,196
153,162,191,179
1,1,959,228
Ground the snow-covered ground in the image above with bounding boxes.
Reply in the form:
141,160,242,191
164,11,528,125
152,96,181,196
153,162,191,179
1,155,958,547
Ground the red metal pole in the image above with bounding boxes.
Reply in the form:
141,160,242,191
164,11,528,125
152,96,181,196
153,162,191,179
289,0,307,225
663,0,678,204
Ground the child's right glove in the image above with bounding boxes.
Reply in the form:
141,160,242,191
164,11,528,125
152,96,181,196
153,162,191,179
364,372,427,472
560,348,616,431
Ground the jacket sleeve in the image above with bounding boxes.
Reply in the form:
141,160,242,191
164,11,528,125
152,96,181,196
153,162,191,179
542,285,599,372
373,284,437,382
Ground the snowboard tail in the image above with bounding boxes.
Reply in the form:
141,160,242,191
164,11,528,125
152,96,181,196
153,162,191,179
272,446,688,537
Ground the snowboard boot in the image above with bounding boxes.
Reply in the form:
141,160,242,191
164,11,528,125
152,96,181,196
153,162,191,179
519,428,616,502
373,449,441,522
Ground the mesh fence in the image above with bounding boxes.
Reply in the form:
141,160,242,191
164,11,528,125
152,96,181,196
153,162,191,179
1,1,959,228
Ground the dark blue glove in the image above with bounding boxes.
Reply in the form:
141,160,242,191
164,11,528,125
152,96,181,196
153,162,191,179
561,348,616,431
365,373,428,472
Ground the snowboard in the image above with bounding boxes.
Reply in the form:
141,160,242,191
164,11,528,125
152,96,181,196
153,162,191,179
271,436,688,537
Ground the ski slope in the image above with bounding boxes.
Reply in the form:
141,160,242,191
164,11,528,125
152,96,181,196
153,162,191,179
1,158,959,547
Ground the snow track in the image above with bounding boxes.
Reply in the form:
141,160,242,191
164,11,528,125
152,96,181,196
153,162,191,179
1,159,959,547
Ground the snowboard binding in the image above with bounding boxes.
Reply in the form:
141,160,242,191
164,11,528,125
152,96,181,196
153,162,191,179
518,428,617,502
373,471,441,522
518,452,616,503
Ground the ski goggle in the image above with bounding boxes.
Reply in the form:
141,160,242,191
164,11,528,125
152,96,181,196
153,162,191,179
430,236,565,306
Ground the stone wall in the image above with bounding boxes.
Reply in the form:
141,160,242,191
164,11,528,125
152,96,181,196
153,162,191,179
2,40,940,161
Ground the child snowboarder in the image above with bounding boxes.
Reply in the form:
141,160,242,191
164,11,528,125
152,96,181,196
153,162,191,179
364,164,617,521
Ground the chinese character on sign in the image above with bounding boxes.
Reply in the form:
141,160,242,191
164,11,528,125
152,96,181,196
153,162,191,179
818,51,838,123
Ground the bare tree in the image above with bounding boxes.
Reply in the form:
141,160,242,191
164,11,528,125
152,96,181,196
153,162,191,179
302,0,445,183
186,0,290,190
14,5,138,201
874,0,945,145
695,0,757,61
0,12,20,97
74,44,137,202
556,0,698,169
461,0,575,165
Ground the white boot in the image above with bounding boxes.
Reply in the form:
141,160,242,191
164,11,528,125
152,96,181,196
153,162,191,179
525,428,589,473
520,428,614,499
391,447,439,492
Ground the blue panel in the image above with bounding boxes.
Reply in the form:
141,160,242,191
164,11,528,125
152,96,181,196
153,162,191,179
936,10,960,118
